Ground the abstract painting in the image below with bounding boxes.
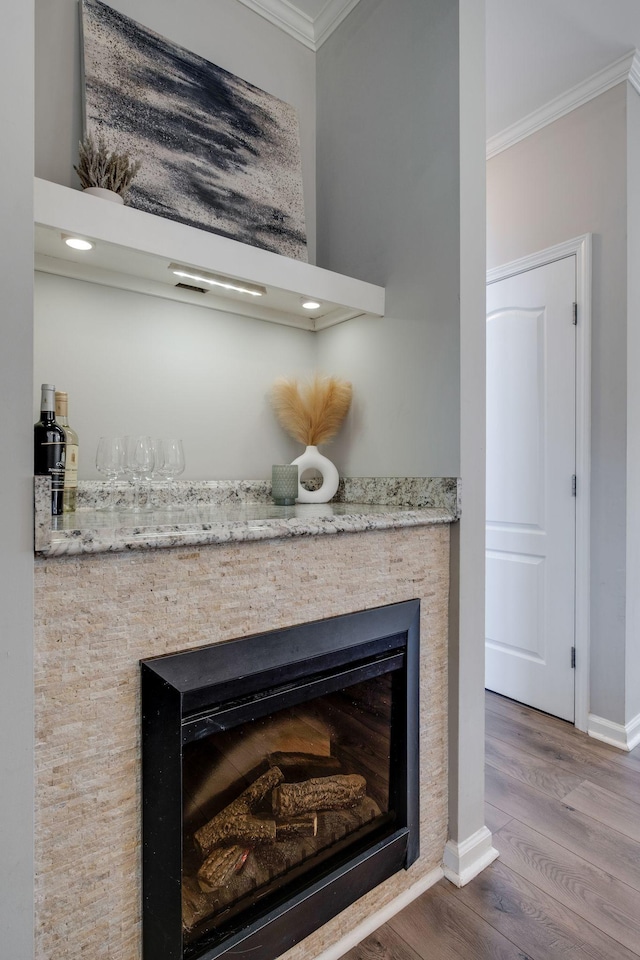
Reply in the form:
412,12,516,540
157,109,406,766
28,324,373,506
80,0,308,260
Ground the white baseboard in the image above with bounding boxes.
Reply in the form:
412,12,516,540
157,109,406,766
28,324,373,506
588,712,640,751
442,826,499,887
313,866,444,960
629,714,640,751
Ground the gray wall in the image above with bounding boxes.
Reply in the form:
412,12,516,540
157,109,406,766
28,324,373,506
34,274,316,480
625,86,640,726
487,84,629,724
0,3,35,956
451,0,488,849
316,0,461,477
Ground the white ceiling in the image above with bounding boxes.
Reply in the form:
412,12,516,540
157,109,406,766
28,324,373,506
242,0,640,148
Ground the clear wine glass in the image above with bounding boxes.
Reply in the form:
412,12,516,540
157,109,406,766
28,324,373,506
148,437,164,511
95,436,126,510
156,438,185,510
125,436,155,511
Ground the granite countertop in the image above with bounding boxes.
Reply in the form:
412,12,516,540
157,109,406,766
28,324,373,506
34,477,460,557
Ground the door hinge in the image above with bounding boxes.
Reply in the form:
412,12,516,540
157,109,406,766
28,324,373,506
572,475,577,497
571,646,576,669
573,302,578,325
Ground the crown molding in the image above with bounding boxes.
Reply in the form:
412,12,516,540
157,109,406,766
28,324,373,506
487,49,640,159
629,51,640,96
313,0,362,48
234,0,315,49
234,0,360,51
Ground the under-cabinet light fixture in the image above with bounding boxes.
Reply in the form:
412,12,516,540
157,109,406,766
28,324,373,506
301,298,322,310
62,234,94,251
168,263,266,297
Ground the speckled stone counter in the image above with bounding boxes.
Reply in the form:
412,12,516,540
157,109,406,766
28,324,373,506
34,476,460,556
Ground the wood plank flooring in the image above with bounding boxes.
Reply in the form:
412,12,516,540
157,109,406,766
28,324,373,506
341,692,640,960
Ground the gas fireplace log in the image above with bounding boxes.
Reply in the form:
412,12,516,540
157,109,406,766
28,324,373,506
197,844,250,893
272,774,366,818
212,815,278,845
198,812,319,846
275,813,318,839
194,766,284,858
267,752,342,781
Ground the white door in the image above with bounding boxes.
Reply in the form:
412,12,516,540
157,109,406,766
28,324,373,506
486,256,576,722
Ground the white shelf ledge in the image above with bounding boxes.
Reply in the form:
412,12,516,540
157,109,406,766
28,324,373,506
34,178,385,331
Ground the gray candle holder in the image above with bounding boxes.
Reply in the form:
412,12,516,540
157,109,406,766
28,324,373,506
271,464,298,505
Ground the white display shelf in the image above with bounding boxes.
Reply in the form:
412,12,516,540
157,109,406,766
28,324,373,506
34,178,385,331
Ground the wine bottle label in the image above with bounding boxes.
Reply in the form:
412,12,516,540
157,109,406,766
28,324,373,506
35,444,65,495
65,443,79,489
50,465,65,492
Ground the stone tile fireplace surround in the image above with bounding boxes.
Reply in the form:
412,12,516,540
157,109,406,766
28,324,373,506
34,495,451,960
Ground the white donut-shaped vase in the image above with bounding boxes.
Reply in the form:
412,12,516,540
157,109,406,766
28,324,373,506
291,445,340,503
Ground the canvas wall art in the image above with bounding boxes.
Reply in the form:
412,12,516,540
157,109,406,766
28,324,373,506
80,0,308,261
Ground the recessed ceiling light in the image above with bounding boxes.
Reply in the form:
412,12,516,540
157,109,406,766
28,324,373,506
62,234,94,251
168,263,266,297
301,298,322,310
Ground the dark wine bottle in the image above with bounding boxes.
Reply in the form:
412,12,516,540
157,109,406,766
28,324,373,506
34,383,66,516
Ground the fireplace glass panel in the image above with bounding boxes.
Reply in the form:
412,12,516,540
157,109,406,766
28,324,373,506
182,673,395,948
141,600,420,960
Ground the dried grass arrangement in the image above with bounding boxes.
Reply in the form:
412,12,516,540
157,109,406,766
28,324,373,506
271,375,352,447
74,133,141,199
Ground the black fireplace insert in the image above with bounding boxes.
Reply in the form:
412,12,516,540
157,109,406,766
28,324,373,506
141,599,420,960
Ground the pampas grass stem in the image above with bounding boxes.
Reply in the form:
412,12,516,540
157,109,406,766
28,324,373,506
271,375,352,447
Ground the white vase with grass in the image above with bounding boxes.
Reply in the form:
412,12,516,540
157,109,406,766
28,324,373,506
271,375,352,504
74,133,141,204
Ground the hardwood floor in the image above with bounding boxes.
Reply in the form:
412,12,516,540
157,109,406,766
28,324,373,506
341,692,640,960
